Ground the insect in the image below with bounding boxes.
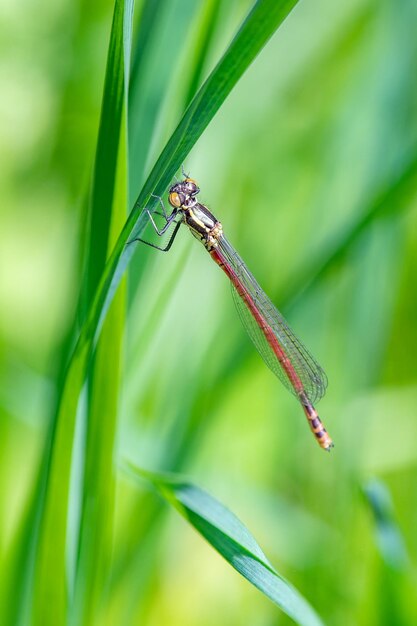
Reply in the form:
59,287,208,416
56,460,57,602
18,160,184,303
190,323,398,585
132,173,333,451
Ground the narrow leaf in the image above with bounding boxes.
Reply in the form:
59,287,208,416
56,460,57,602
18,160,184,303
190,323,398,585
32,3,134,626
123,464,325,626
73,84,129,626
284,155,417,308
363,479,409,571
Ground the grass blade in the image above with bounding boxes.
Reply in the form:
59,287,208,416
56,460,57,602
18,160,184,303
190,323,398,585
181,0,223,108
82,0,132,310
363,479,414,625
73,103,129,626
284,154,417,309
32,3,134,625
123,464,325,626
363,479,409,571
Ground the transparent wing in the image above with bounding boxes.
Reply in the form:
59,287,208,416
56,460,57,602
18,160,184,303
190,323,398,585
218,236,328,404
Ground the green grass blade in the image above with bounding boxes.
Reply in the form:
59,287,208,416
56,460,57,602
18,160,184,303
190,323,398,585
363,479,413,625
283,154,417,308
32,3,134,626
123,464,325,626
82,1,132,310
141,0,224,178
181,0,223,108
363,479,409,571
128,0,171,198
33,346,90,626
73,114,129,626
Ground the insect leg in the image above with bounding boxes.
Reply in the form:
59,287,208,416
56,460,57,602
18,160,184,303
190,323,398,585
127,210,182,252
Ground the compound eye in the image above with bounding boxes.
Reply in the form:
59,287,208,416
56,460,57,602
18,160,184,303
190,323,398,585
168,191,184,208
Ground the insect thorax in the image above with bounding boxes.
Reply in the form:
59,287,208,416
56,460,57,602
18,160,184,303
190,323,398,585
183,201,223,250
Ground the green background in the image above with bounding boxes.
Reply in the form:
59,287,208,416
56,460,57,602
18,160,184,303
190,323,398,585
1,0,416,624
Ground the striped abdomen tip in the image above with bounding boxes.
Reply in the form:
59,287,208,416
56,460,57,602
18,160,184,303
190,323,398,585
301,396,334,451
323,439,334,452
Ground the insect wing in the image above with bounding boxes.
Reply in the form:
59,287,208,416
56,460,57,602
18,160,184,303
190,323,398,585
219,237,328,404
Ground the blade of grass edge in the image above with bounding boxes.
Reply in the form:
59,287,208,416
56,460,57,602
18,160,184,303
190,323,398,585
72,100,130,626
122,463,325,626
82,0,130,312
32,3,134,626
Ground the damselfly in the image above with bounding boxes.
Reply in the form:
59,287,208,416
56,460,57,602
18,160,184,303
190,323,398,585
132,174,333,451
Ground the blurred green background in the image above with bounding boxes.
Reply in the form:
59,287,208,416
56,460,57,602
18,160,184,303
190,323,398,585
1,0,417,624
